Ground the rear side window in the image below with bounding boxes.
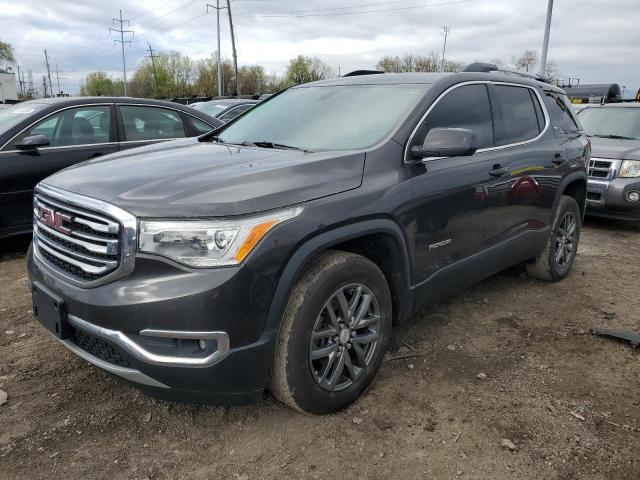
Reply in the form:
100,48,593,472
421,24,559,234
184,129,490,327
120,106,186,141
545,92,580,133
491,85,542,146
189,117,216,135
417,84,493,149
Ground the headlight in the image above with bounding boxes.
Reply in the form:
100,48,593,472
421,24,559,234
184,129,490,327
139,206,303,267
619,160,640,178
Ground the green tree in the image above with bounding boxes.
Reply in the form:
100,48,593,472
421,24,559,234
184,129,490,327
80,72,116,96
285,55,334,86
376,52,460,73
0,39,15,72
239,65,267,95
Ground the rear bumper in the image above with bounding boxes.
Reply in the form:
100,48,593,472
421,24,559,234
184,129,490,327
27,245,278,404
586,177,640,221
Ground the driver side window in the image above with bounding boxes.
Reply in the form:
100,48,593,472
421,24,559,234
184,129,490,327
13,106,112,148
415,84,494,150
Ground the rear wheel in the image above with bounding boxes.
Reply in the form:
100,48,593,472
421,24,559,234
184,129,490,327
269,250,392,414
527,195,581,281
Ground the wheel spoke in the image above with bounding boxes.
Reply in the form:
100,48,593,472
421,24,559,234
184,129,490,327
336,290,350,322
555,246,564,265
319,351,338,382
351,343,367,367
343,352,357,380
348,286,363,317
312,327,339,342
566,222,576,237
325,304,341,330
327,349,347,389
311,343,338,361
352,293,373,328
353,330,378,346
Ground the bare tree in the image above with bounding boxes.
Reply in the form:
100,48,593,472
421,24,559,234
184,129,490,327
514,50,539,72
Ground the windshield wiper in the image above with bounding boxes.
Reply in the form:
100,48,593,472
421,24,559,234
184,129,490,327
591,134,638,140
240,141,310,152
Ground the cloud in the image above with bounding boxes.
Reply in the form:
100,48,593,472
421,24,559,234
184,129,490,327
1,0,638,96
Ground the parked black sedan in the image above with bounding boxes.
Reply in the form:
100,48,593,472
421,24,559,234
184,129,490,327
192,99,258,123
0,97,223,238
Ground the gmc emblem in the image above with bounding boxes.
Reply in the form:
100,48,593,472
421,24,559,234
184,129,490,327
38,206,72,235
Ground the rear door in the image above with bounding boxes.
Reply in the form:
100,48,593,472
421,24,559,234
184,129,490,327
0,104,118,234
487,83,559,230
117,105,188,150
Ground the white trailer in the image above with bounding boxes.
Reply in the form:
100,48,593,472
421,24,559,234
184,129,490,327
0,73,18,104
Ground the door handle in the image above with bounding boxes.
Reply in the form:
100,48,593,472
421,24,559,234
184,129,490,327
489,165,509,177
552,154,568,165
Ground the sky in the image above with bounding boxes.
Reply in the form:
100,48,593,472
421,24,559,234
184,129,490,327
1,0,639,97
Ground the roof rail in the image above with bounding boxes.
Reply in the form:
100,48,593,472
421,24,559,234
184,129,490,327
463,62,550,84
343,70,384,77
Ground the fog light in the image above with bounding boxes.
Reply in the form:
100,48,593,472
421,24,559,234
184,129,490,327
625,191,640,203
198,339,207,350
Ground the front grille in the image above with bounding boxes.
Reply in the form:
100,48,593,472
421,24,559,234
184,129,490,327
588,158,614,180
72,328,131,368
33,193,121,284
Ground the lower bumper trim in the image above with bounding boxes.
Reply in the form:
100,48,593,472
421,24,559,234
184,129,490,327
60,337,169,389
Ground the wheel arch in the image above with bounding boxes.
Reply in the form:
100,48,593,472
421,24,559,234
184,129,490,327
264,219,414,335
553,171,588,220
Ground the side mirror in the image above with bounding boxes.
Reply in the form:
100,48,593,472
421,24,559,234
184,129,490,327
410,128,477,159
15,134,50,151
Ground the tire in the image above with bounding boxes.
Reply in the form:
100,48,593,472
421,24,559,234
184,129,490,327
269,250,392,414
526,195,581,282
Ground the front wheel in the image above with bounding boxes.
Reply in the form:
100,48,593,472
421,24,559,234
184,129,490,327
269,250,392,414
526,195,581,282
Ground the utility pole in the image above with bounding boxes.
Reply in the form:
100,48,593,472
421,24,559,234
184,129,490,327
539,0,554,78
440,26,450,72
110,10,134,96
44,50,53,97
207,2,226,97
53,65,67,96
42,76,48,98
226,0,239,96
16,65,24,96
147,43,160,97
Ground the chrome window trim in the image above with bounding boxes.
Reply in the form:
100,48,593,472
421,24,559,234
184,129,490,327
0,103,114,152
33,183,137,289
69,315,230,368
404,80,551,163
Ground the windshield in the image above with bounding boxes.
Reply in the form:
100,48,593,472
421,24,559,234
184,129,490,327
0,103,49,132
193,102,230,117
578,107,640,140
217,84,430,151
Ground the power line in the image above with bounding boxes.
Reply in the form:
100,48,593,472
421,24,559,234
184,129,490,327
110,9,134,96
53,65,68,95
235,0,475,18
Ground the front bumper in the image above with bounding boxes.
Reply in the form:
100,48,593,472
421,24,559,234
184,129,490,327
586,176,640,221
27,246,278,404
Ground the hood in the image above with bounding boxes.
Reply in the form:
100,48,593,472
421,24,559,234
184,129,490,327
42,140,365,217
590,137,640,161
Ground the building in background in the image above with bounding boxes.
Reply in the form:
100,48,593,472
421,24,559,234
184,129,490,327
0,72,18,104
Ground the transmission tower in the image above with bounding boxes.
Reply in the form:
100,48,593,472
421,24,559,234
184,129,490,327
110,10,134,96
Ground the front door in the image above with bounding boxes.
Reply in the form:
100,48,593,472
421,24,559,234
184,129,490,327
0,104,118,235
408,83,509,289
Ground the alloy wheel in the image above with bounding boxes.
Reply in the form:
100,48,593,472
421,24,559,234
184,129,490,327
309,284,381,392
554,211,577,269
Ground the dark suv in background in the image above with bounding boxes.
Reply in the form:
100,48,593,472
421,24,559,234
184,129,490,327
27,71,589,414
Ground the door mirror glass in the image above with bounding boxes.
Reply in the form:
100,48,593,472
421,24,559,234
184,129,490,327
411,127,477,159
15,134,50,150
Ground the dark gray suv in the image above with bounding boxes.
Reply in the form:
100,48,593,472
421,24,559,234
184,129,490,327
28,71,589,414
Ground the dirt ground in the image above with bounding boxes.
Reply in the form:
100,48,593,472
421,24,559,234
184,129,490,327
1,218,639,480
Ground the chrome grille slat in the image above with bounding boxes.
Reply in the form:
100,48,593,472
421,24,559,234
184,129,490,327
34,217,118,255
33,191,124,284
35,198,120,234
35,226,118,267
588,158,619,181
37,240,114,275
